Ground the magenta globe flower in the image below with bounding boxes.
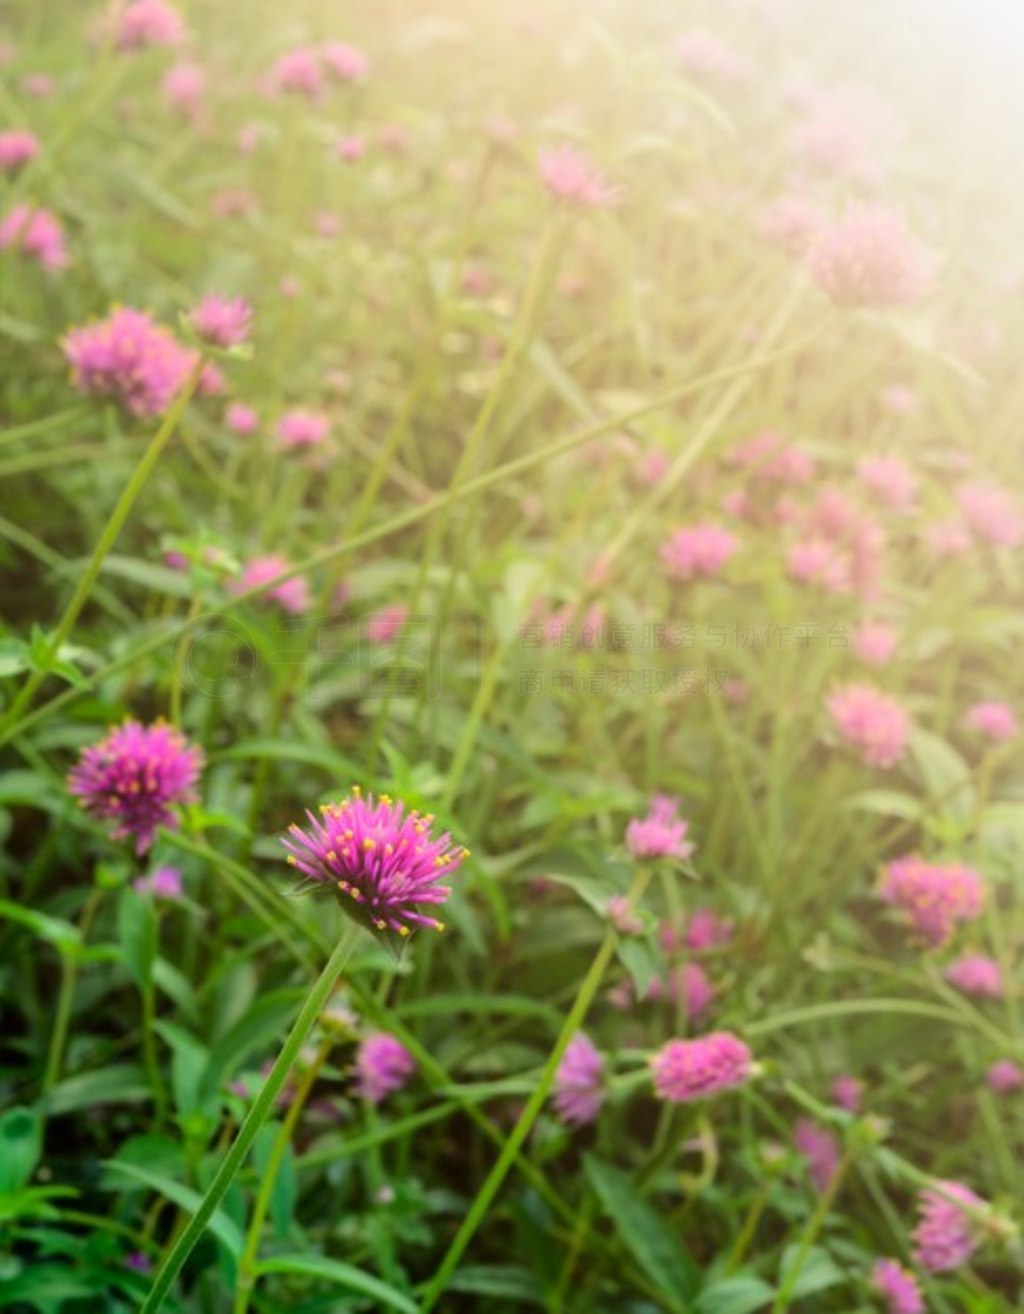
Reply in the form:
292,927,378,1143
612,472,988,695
283,787,469,941
650,1032,752,1103
63,306,198,417
552,1033,605,1126
354,1033,415,1104
912,1180,984,1273
871,1258,923,1314
69,720,203,853
189,294,252,348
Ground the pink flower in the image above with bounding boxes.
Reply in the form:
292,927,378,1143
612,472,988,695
871,1258,924,1314
322,41,369,82
672,30,746,82
606,895,643,935
685,908,732,952
0,130,39,171
133,865,184,900
190,295,252,348
956,484,1023,549
963,701,1018,742
234,555,310,614
793,1118,840,1194
882,384,919,415
987,1060,1023,1094
226,403,259,435
787,538,849,593
23,73,54,99
858,455,917,512
0,204,68,270
759,194,825,256
677,962,715,1020
925,518,971,558
831,1074,862,1113
63,307,198,417
108,0,186,51
538,144,618,208
827,683,910,769
650,1032,752,1103
943,954,1003,999
807,204,933,308
853,622,899,668
912,1180,984,1273
367,606,407,645
354,1033,415,1103
336,135,365,162
552,1033,605,1126
69,721,203,853
273,47,323,99
162,61,205,120
277,409,330,449
880,855,985,946
625,795,694,862
661,523,738,580
283,787,468,937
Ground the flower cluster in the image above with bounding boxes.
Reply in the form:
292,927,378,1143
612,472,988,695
625,794,694,861
283,788,469,938
63,306,198,417
650,1032,752,1103
539,145,619,208
69,720,203,853
660,523,738,580
552,1033,605,1126
107,0,186,51
0,204,68,270
354,1033,415,1103
827,683,910,769
278,409,330,449
190,295,252,348
807,203,933,308
234,555,311,614
943,954,1003,999
912,1180,984,1272
880,855,985,946
871,1259,924,1314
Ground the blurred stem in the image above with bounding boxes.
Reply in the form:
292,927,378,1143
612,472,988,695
141,976,167,1131
726,1179,771,1271
234,1036,333,1314
41,888,102,1100
770,1152,851,1313
139,919,361,1314
0,361,203,746
417,866,651,1312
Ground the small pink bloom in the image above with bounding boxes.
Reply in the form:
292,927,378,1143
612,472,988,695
354,1034,415,1104
685,908,732,952
237,123,264,154
538,144,619,208
277,409,329,449
831,1074,862,1113
0,130,39,171
676,962,715,1020
793,1118,840,1194
335,135,365,162
871,1258,924,1314
108,0,186,51
987,1060,1023,1094
625,795,694,862
367,606,407,645
234,555,310,614
162,60,204,119
858,455,917,512
606,894,643,935
852,621,899,667
273,47,323,99
672,30,746,82
912,1180,984,1273
651,1032,752,1103
827,683,909,769
807,203,933,308
956,484,1023,548
925,518,971,558
788,538,849,593
758,194,825,255
190,295,252,348
0,204,68,270
880,856,985,946
963,701,1017,743
226,403,259,435
661,523,738,580
63,307,197,417
552,1033,605,1126
944,954,1003,999
22,74,54,99
322,41,369,82
134,865,184,900
882,384,919,414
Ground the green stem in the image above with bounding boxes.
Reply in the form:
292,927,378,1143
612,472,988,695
234,1036,333,1314
141,979,167,1131
42,888,102,1099
770,1152,851,1313
417,868,651,1311
138,919,362,1314
0,363,202,746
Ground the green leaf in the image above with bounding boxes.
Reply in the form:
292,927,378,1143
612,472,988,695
0,898,80,951
253,1123,296,1239
777,1246,845,1301
448,1265,546,1305
254,1254,419,1312
118,888,157,989
908,728,974,826
584,1155,696,1309
696,1276,775,1314
46,1064,150,1116
0,1262,100,1310
197,987,303,1103
0,1108,42,1193
103,1160,243,1260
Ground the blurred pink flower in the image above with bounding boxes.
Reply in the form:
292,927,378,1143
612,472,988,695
676,962,715,1020
661,523,738,580
162,61,205,119
226,402,259,435
190,295,251,348
943,954,1003,999
987,1060,1023,1094
367,605,408,644
277,409,329,449
956,484,1023,549
963,701,1017,742
852,621,899,667
793,1118,840,1193
22,73,54,99
538,144,618,208
857,454,917,512
651,1032,752,1103
626,795,694,862
808,203,933,308
355,1034,415,1104
0,130,39,171
912,1180,983,1273
322,41,369,82
871,1258,924,1314
827,683,909,769
606,894,643,935
235,555,310,614
273,47,323,99
64,307,197,417
880,855,984,946
134,865,184,900
672,30,746,82
552,1033,605,1126
758,194,825,255
924,518,971,558
788,538,849,593
0,204,68,270
108,0,186,51
831,1074,862,1113
336,135,365,162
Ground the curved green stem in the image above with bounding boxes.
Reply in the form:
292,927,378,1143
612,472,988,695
138,919,362,1314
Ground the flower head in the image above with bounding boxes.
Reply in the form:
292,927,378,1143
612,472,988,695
283,787,468,939
880,855,984,946
661,523,738,580
677,961,715,1020
626,794,694,861
552,1033,605,1126
0,130,39,172
163,60,204,119
672,30,746,82
355,1033,415,1103
234,555,310,614
871,1258,924,1314
807,203,933,308
69,720,202,853
964,701,1017,742
322,41,369,82
226,402,259,435
987,1059,1023,1094
858,455,917,512
650,1032,752,1103
827,683,910,769
943,954,1003,999
367,606,408,645
273,47,323,99
190,295,251,348
793,1118,840,1194
63,306,197,417
831,1074,862,1113
277,408,330,449
956,484,1023,549
108,0,186,51
133,865,184,899
852,621,899,668
759,194,825,256
0,204,68,270
538,145,618,208
912,1180,984,1273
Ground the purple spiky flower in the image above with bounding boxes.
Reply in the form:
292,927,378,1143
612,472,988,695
282,787,468,938
69,720,203,853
